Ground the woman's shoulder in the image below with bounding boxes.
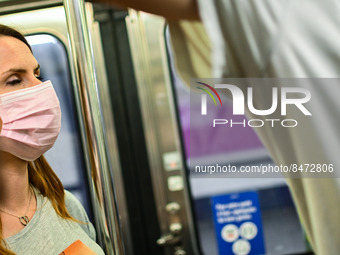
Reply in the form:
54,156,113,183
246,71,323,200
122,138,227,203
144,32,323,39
64,190,96,240
64,190,86,218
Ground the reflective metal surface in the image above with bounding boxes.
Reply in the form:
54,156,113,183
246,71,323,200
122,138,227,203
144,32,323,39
63,0,125,254
126,11,199,255
84,4,134,255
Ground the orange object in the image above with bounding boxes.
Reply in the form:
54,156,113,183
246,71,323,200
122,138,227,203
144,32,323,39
59,240,97,255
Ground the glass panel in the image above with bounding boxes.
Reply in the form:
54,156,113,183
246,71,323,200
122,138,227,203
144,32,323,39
26,34,91,216
166,29,310,255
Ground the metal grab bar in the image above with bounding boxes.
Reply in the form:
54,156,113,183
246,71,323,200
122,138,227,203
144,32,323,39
63,0,125,254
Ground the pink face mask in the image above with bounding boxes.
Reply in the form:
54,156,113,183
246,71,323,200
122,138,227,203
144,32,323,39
0,80,61,161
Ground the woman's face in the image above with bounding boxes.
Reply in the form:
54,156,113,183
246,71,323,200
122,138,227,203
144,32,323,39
0,36,41,131
0,36,41,95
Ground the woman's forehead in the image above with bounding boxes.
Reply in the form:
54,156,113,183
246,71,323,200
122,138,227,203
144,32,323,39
0,36,37,70
0,36,32,56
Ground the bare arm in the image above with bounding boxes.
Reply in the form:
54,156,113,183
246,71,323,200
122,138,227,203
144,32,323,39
90,0,200,21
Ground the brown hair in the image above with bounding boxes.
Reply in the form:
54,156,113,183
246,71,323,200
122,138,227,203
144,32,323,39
0,25,74,255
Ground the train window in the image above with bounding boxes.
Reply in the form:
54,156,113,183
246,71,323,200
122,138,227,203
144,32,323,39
165,28,311,255
26,34,91,216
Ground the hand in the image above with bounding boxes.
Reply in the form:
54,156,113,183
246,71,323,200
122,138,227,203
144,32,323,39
86,0,200,21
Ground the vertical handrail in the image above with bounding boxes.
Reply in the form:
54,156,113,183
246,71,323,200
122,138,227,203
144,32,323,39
63,0,125,254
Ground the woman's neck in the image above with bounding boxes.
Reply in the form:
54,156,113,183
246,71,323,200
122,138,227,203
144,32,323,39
0,151,31,212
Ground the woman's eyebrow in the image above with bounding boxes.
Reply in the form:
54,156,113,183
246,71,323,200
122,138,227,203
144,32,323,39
1,64,40,75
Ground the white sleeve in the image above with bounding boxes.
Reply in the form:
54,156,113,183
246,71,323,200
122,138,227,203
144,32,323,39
196,0,340,78
196,0,286,77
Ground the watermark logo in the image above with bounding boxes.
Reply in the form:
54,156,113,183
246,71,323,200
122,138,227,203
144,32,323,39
196,82,223,115
217,84,311,116
195,80,312,128
199,84,312,116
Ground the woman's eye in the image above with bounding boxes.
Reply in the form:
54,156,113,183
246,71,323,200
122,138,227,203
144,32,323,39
6,79,22,86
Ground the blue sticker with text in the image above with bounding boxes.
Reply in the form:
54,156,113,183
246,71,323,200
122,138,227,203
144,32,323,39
212,191,266,255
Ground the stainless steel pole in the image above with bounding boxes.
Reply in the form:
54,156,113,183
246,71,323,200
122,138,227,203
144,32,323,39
63,0,125,254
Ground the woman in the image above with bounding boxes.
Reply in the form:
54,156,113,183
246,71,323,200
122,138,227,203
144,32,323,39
0,24,104,255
